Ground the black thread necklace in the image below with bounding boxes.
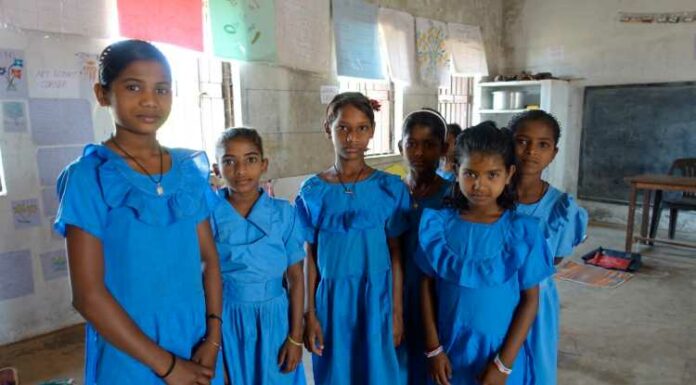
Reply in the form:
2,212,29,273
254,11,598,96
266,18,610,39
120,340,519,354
334,164,366,195
110,135,165,196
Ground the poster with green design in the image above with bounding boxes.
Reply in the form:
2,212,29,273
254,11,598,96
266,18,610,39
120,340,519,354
209,0,277,62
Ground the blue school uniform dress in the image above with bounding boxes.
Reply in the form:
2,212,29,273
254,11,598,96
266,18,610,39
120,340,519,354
295,170,411,385
399,181,453,385
210,188,306,385
416,208,554,385
436,168,456,182
54,144,223,384
516,186,588,385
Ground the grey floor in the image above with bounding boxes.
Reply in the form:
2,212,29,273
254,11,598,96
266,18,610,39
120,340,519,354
1,223,694,384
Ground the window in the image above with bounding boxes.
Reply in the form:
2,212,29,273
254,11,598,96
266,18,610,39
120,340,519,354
438,76,474,127
339,78,399,156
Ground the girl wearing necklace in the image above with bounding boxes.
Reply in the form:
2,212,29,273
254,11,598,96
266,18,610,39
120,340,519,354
295,92,411,385
509,110,588,385
55,40,223,384
397,108,452,385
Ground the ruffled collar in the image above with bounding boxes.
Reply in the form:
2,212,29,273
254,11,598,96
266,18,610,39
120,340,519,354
217,188,273,236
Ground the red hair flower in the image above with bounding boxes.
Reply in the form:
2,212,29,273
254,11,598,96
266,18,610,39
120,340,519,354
369,98,382,112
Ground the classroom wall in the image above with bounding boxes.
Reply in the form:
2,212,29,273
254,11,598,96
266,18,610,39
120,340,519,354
503,0,696,232
0,0,506,345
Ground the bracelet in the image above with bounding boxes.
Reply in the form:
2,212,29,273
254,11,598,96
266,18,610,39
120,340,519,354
207,313,223,324
287,335,303,347
157,351,177,378
424,345,444,358
304,308,316,315
203,337,222,350
493,354,512,375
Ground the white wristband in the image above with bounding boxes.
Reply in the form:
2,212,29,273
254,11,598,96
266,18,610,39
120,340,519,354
425,345,444,358
494,354,512,375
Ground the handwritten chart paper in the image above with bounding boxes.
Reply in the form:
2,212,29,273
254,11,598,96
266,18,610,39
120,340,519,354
210,0,277,61
276,0,330,73
40,250,68,281
416,18,450,87
1,0,111,38
2,101,28,132
0,250,34,301
0,49,27,99
29,69,81,99
332,0,384,80
11,199,42,229
448,23,488,77
29,99,93,146
118,0,204,52
378,8,416,84
36,146,83,187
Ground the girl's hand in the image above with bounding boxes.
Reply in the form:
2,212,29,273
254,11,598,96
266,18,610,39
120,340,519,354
428,352,452,385
477,360,508,385
191,339,219,373
277,337,303,373
303,312,324,356
164,356,214,385
392,311,404,347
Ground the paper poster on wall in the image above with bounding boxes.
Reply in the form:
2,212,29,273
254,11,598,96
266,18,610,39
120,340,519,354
378,8,416,85
40,249,68,281
76,52,100,99
416,18,450,87
332,0,384,80
276,0,330,73
210,0,277,61
0,250,34,301
118,0,204,52
29,99,94,146
320,85,339,104
11,198,42,229
1,0,111,38
29,69,81,99
0,49,27,99
41,187,58,217
2,101,28,132
36,146,83,187
448,23,489,77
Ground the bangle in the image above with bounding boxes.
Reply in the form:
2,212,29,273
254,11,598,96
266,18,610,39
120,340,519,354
424,345,443,358
157,351,177,378
203,337,222,350
287,335,303,347
494,354,512,375
207,313,223,324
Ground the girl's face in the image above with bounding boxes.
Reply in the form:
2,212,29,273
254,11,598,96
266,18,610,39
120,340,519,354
219,138,268,195
328,104,374,161
95,60,172,136
402,124,445,174
457,152,515,210
513,120,558,175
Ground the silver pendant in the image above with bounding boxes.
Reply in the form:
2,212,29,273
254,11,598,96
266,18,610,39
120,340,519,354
156,183,164,196
344,189,353,195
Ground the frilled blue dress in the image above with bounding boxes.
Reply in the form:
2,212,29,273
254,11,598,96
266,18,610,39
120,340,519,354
516,186,588,385
210,188,306,385
436,168,456,182
54,144,223,384
399,180,453,385
416,209,554,385
295,170,411,385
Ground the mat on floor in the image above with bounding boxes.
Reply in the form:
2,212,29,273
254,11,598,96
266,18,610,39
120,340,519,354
555,260,633,288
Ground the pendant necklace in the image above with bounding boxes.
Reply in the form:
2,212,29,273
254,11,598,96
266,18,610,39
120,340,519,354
334,164,366,196
110,135,165,196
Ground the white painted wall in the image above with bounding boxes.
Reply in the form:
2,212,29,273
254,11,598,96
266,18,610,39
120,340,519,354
503,0,696,232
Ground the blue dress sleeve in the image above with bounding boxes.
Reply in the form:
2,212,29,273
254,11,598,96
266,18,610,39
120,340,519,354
294,188,316,244
185,151,221,224
553,195,589,257
385,176,412,238
54,160,108,240
283,203,306,267
515,216,555,290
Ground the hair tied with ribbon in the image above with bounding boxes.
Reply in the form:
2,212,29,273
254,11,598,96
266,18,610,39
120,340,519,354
369,99,382,112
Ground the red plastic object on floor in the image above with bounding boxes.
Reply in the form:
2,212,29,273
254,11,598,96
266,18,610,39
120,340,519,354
581,247,642,272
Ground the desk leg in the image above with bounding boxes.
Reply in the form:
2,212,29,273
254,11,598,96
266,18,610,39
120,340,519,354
626,185,638,253
640,189,651,243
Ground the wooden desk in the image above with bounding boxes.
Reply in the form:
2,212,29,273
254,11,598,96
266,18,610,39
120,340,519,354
624,174,696,253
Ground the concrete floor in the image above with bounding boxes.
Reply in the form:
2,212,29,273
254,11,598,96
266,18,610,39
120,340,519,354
1,223,694,385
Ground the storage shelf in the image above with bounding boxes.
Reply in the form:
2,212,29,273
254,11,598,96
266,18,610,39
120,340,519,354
478,80,543,88
479,109,528,114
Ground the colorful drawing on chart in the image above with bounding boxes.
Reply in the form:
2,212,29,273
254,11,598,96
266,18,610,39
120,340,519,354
416,18,450,87
0,50,28,98
2,101,27,132
210,0,277,61
12,198,42,229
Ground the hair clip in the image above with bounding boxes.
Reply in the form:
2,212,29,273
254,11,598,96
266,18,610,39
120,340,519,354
369,99,382,112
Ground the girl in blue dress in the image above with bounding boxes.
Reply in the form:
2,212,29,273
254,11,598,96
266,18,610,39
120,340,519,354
296,92,411,385
437,123,462,182
509,110,588,385
417,122,554,385
398,109,452,385
55,40,223,384
210,128,306,385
